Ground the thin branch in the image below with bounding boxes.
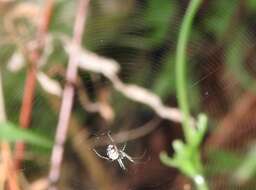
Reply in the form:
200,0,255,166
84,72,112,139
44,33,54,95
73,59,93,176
43,35,190,124
14,64,37,168
43,34,190,124
1,143,20,190
53,41,185,123
110,75,184,123
77,78,114,122
72,45,189,124
48,0,90,189
0,69,20,190
14,0,55,169
41,64,114,121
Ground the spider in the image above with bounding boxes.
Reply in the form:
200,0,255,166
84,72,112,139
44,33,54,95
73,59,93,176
92,132,135,170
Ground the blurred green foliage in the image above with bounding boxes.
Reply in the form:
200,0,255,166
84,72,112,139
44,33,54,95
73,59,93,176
206,150,243,175
246,0,256,11
161,114,208,178
0,0,256,188
225,28,256,91
234,145,256,183
203,0,238,40
0,122,52,148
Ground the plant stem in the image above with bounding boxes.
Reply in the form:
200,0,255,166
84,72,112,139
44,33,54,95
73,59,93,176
175,0,202,142
14,63,37,168
48,0,90,189
175,1,208,190
194,175,208,190
14,0,54,169
0,69,20,190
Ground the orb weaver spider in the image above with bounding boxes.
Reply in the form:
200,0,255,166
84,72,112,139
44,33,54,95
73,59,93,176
92,132,135,170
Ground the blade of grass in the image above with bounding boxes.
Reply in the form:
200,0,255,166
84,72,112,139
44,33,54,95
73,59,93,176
0,122,52,148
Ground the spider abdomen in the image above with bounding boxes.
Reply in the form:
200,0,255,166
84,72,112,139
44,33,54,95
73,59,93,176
106,144,119,160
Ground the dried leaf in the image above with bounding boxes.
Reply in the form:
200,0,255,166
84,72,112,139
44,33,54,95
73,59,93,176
37,72,62,97
7,51,25,72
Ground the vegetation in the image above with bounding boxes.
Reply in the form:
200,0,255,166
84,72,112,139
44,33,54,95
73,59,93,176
0,0,256,189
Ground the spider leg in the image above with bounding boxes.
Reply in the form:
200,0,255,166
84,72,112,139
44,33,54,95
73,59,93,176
107,131,115,143
92,149,110,160
121,142,127,151
117,158,126,170
122,151,135,163
132,149,148,160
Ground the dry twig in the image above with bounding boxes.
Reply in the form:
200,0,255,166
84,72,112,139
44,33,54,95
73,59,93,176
39,34,187,125
64,45,185,123
0,70,20,190
34,33,185,124
48,0,90,189
14,0,55,169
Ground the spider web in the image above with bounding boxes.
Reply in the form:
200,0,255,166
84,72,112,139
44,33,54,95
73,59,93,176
82,1,256,189
2,0,256,189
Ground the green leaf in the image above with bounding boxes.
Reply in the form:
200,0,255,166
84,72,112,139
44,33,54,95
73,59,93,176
160,151,178,167
0,122,52,149
192,113,208,146
172,139,185,154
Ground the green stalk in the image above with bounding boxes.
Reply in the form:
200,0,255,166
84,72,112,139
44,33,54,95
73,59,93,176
194,175,208,190
175,1,208,189
175,0,202,143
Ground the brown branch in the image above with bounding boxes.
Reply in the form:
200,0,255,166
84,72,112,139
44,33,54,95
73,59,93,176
63,45,185,123
2,143,20,190
14,0,54,169
14,63,37,169
37,0,54,42
49,38,185,123
0,70,20,190
48,0,90,189
46,65,114,121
